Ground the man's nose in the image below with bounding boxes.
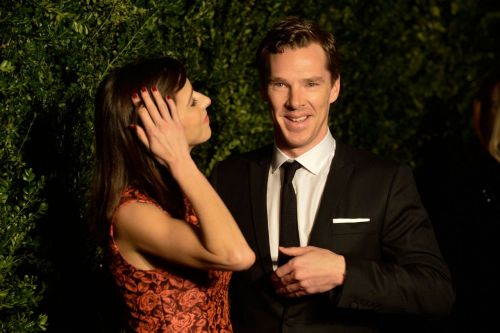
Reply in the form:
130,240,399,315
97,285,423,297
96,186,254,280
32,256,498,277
286,86,304,110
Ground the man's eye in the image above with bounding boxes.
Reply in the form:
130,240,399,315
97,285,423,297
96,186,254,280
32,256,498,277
191,98,198,107
272,82,285,88
307,82,319,87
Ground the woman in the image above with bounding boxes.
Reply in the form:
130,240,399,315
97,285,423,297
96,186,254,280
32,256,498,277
91,56,255,332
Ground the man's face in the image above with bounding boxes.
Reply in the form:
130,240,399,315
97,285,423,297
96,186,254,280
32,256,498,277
266,43,340,157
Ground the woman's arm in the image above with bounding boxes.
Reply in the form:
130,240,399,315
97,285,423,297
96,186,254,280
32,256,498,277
121,87,255,271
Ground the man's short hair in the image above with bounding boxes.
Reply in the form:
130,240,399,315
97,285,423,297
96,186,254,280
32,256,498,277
256,16,340,87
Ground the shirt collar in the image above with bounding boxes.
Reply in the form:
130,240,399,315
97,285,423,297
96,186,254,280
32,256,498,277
271,130,336,175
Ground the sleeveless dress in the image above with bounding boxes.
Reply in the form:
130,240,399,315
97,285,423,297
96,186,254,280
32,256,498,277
108,188,232,333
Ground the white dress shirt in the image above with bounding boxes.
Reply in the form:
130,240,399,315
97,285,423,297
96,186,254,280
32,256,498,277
267,131,336,269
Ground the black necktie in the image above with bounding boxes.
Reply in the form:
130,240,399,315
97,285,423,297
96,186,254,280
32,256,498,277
278,161,302,266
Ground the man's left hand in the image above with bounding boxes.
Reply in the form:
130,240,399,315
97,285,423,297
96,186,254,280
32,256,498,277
271,246,346,298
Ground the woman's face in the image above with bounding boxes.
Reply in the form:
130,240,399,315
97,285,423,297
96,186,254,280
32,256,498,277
173,79,212,148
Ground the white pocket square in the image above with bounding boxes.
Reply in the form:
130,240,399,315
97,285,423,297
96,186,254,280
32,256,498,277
332,218,370,224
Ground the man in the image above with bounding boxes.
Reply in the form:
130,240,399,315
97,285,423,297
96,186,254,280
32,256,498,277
418,74,500,332
210,17,454,332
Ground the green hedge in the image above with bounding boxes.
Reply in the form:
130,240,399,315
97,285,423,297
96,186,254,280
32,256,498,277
1,0,498,331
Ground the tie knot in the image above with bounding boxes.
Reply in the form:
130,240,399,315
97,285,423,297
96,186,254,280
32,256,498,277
282,161,301,184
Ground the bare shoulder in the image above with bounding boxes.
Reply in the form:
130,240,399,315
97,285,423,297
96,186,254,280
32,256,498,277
114,200,173,239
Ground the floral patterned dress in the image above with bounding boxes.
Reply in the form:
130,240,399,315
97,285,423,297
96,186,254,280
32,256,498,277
109,188,232,333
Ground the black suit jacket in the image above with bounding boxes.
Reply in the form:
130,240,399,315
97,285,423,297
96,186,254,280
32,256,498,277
210,141,454,333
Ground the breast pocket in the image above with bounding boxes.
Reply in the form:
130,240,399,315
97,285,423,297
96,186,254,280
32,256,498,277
329,218,379,257
331,218,376,235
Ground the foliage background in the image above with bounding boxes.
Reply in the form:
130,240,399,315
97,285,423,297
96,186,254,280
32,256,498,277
1,0,498,332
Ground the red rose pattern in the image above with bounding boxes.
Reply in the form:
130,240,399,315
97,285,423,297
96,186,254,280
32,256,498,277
109,188,232,332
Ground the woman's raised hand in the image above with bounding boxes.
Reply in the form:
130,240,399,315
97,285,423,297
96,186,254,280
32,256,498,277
131,86,191,170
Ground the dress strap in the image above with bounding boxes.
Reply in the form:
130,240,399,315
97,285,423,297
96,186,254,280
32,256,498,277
183,196,199,226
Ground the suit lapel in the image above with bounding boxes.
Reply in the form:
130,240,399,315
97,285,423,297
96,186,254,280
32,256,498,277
248,147,274,275
308,141,354,248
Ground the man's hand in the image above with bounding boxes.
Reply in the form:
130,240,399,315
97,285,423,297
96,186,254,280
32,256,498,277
271,246,346,298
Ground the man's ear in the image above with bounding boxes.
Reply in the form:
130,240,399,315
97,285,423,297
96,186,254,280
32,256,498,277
473,100,488,150
329,76,341,104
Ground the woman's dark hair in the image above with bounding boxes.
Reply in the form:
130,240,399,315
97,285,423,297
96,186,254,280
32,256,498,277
256,16,340,88
90,56,187,243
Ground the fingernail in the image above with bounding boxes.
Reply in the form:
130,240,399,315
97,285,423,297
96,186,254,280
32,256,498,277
151,85,157,92
128,124,136,129
131,92,139,99
166,95,171,100
141,85,147,92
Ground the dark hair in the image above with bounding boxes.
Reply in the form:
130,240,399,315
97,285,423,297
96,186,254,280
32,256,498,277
256,17,340,88
90,56,187,243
